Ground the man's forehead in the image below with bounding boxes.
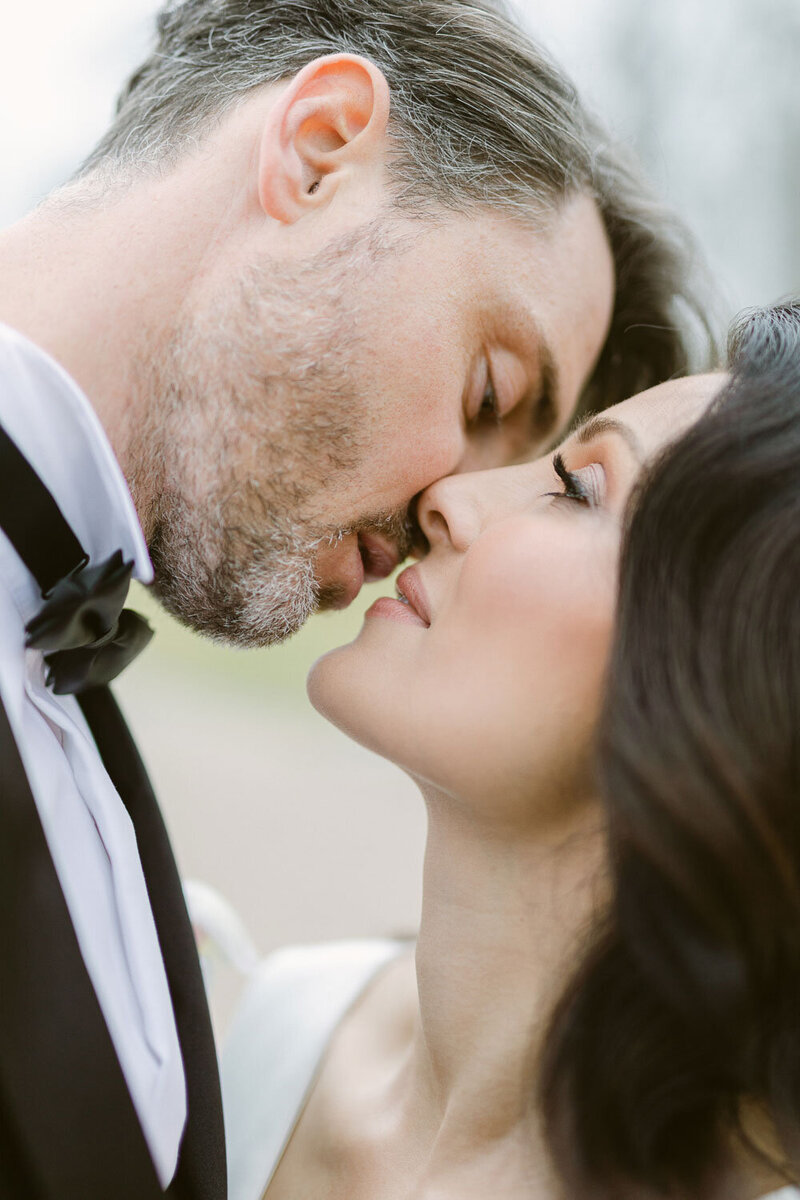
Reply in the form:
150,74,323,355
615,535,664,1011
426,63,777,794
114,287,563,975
461,193,608,279
484,197,612,299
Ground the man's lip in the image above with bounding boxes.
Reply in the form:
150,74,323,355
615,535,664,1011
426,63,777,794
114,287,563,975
314,534,365,610
358,532,400,582
395,566,431,626
330,561,364,609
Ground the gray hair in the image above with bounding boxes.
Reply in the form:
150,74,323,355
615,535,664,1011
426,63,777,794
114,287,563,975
82,0,718,404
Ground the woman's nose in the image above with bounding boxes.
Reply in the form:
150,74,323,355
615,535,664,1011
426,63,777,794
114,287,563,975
416,462,542,554
415,472,487,553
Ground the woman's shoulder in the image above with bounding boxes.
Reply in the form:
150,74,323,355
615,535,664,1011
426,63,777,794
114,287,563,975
225,936,411,1059
221,937,410,1200
222,934,411,1088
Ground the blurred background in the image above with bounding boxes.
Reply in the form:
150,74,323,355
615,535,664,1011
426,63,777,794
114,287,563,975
2,0,798,1017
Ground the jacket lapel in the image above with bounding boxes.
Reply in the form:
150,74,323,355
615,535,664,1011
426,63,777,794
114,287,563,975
0,695,165,1200
78,686,227,1200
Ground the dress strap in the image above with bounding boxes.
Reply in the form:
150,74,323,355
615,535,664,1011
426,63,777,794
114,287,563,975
78,686,227,1200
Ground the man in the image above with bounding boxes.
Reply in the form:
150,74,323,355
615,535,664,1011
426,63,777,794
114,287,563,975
0,1,709,1197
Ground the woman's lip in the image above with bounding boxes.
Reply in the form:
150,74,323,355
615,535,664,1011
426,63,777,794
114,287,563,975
394,566,431,626
365,596,428,628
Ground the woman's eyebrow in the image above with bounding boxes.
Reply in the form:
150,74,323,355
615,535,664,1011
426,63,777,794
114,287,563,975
573,414,645,463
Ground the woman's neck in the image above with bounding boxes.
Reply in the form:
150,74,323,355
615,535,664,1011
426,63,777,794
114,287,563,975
398,792,607,1194
393,797,788,1200
265,789,608,1200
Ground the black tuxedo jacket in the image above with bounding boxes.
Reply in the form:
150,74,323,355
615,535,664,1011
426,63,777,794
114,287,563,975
0,685,226,1199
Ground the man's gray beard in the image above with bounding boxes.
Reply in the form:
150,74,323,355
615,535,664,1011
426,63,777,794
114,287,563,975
127,220,406,647
146,488,323,647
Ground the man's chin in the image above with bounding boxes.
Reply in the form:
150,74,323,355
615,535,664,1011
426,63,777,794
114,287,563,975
149,560,320,649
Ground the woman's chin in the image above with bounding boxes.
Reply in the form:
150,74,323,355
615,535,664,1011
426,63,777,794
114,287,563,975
306,644,349,718
306,611,389,720
307,642,372,738
306,638,406,766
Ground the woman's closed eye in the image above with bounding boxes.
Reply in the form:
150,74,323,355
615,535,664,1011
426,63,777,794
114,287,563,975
546,452,605,508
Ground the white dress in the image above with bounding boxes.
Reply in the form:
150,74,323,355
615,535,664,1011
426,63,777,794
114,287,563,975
220,939,800,1200
221,939,406,1200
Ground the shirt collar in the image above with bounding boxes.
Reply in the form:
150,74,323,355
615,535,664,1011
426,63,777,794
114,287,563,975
0,323,153,621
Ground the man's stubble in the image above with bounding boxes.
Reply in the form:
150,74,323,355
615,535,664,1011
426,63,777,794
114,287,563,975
126,220,414,647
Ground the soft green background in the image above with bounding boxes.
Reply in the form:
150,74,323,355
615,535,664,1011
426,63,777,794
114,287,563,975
128,575,386,706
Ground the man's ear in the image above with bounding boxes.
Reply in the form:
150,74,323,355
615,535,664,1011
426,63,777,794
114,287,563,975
257,54,391,224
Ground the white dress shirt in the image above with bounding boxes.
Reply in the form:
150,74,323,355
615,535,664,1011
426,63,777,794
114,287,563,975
0,322,187,1187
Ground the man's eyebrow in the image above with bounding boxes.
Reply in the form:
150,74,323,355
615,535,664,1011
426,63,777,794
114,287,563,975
572,414,645,463
526,328,561,443
520,324,563,446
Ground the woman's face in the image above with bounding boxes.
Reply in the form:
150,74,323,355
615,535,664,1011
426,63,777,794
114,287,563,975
309,375,721,828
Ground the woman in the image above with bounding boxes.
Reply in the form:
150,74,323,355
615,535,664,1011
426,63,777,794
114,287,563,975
542,301,800,1200
222,302,800,1200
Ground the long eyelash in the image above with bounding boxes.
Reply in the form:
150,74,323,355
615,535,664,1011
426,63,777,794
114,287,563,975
550,452,591,504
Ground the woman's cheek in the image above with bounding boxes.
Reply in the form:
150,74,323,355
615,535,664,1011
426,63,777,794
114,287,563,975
451,515,617,652
437,525,613,765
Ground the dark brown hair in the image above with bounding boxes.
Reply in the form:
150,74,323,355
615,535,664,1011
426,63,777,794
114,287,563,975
542,301,800,1198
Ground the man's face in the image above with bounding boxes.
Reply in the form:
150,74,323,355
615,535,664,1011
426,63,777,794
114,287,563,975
134,192,614,646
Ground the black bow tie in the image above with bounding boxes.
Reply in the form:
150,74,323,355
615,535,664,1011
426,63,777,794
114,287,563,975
0,423,153,695
25,549,153,694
